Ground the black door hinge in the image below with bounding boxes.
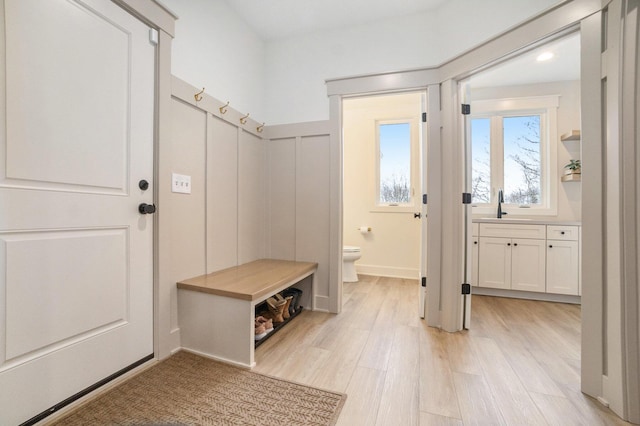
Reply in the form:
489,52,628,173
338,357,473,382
462,283,471,294
422,112,427,123
423,194,427,204
421,277,427,287
461,104,471,115
462,193,472,204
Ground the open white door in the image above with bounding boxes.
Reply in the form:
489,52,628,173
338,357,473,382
460,81,473,329
0,0,155,423
419,91,428,318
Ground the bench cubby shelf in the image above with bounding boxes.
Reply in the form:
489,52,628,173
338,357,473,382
177,259,317,368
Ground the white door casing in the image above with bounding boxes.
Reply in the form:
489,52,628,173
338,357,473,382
0,0,155,423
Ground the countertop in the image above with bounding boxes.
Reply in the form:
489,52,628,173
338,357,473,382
473,218,582,226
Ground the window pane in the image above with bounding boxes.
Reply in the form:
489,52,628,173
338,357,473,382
379,123,411,204
471,118,491,203
503,115,541,205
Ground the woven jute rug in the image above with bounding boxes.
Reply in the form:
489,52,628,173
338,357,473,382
52,351,346,426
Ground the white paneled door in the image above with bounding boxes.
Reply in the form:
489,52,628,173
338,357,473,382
0,0,155,423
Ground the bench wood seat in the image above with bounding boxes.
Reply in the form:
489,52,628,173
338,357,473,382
177,259,317,302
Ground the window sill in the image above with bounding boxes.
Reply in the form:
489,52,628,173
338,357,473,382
472,206,558,217
370,205,417,213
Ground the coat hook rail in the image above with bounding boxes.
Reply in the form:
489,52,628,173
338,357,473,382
240,113,250,125
219,101,229,114
257,122,265,133
194,87,205,102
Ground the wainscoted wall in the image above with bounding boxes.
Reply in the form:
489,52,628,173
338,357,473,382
266,123,332,311
168,77,332,341
167,96,207,337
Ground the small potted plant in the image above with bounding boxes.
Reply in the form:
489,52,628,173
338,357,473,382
564,159,581,175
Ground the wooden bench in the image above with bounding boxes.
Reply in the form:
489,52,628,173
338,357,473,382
177,259,317,368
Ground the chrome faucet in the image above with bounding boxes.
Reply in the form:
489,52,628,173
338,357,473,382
497,189,507,218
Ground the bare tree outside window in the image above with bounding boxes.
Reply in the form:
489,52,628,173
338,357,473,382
471,115,541,205
504,116,541,205
379,123,411,204
471,118,491,203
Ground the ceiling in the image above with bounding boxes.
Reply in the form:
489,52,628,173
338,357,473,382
218,0,579,87
469,32,581,89
220,0,447,40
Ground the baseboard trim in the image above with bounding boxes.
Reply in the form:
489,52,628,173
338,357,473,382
472,286,581,304
179,348,254,369
356,264,419,279
314,295,330,311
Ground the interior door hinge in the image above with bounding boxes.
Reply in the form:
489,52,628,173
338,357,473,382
423,194,427,204
422,112,427,123
421,277,427,287
462,193,471,204
461,104,471,115
461,283,471,294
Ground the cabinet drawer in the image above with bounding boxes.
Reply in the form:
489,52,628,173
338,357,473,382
547,225,579,241
479,223,546,239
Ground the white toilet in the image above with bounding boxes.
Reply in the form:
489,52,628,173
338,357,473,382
343,245,362,282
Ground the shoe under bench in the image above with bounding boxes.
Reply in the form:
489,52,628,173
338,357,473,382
177,259,318,368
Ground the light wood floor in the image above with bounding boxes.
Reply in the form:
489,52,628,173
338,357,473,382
254,275,632,426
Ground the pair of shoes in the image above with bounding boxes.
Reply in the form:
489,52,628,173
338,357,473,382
256,316,273,332
255,322,267,340
282,288,302,316
255,316,274,341
266,296,288,324
274,294,294,320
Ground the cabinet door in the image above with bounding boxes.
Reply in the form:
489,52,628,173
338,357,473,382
547,240,579,295
472,237,479,286
511,239,546,292
478,237,511,289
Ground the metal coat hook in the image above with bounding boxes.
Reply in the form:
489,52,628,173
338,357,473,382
194,87,205,102
240,113,250,125
257,123,265,133
219,101,229,114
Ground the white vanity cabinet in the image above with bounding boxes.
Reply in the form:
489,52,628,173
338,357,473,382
475,222,580,297
546,226,580,295
478,224,546,292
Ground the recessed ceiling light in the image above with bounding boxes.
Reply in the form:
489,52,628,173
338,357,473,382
537,52,554,62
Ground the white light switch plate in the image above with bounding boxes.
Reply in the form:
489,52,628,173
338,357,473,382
172,173,191,194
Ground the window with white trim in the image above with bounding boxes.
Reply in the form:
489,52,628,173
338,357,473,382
470,96,559,215
375,119,419,210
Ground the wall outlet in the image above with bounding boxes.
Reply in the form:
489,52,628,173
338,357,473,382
172,173,191,194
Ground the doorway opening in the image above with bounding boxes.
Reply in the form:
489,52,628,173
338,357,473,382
341,91,427,314
461,27,584,383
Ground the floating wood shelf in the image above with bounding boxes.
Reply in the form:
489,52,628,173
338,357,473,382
561,174,581,182
561,130,581,141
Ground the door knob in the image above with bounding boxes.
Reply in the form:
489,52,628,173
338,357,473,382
138,203,156,214
414,212,421,219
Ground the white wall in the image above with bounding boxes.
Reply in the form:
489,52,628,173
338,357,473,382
470,80,582,221
264,13,440,125
435,0,562,61
162,0,561,126
264,0,561,125
162,0,266,120
343,93,423,278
